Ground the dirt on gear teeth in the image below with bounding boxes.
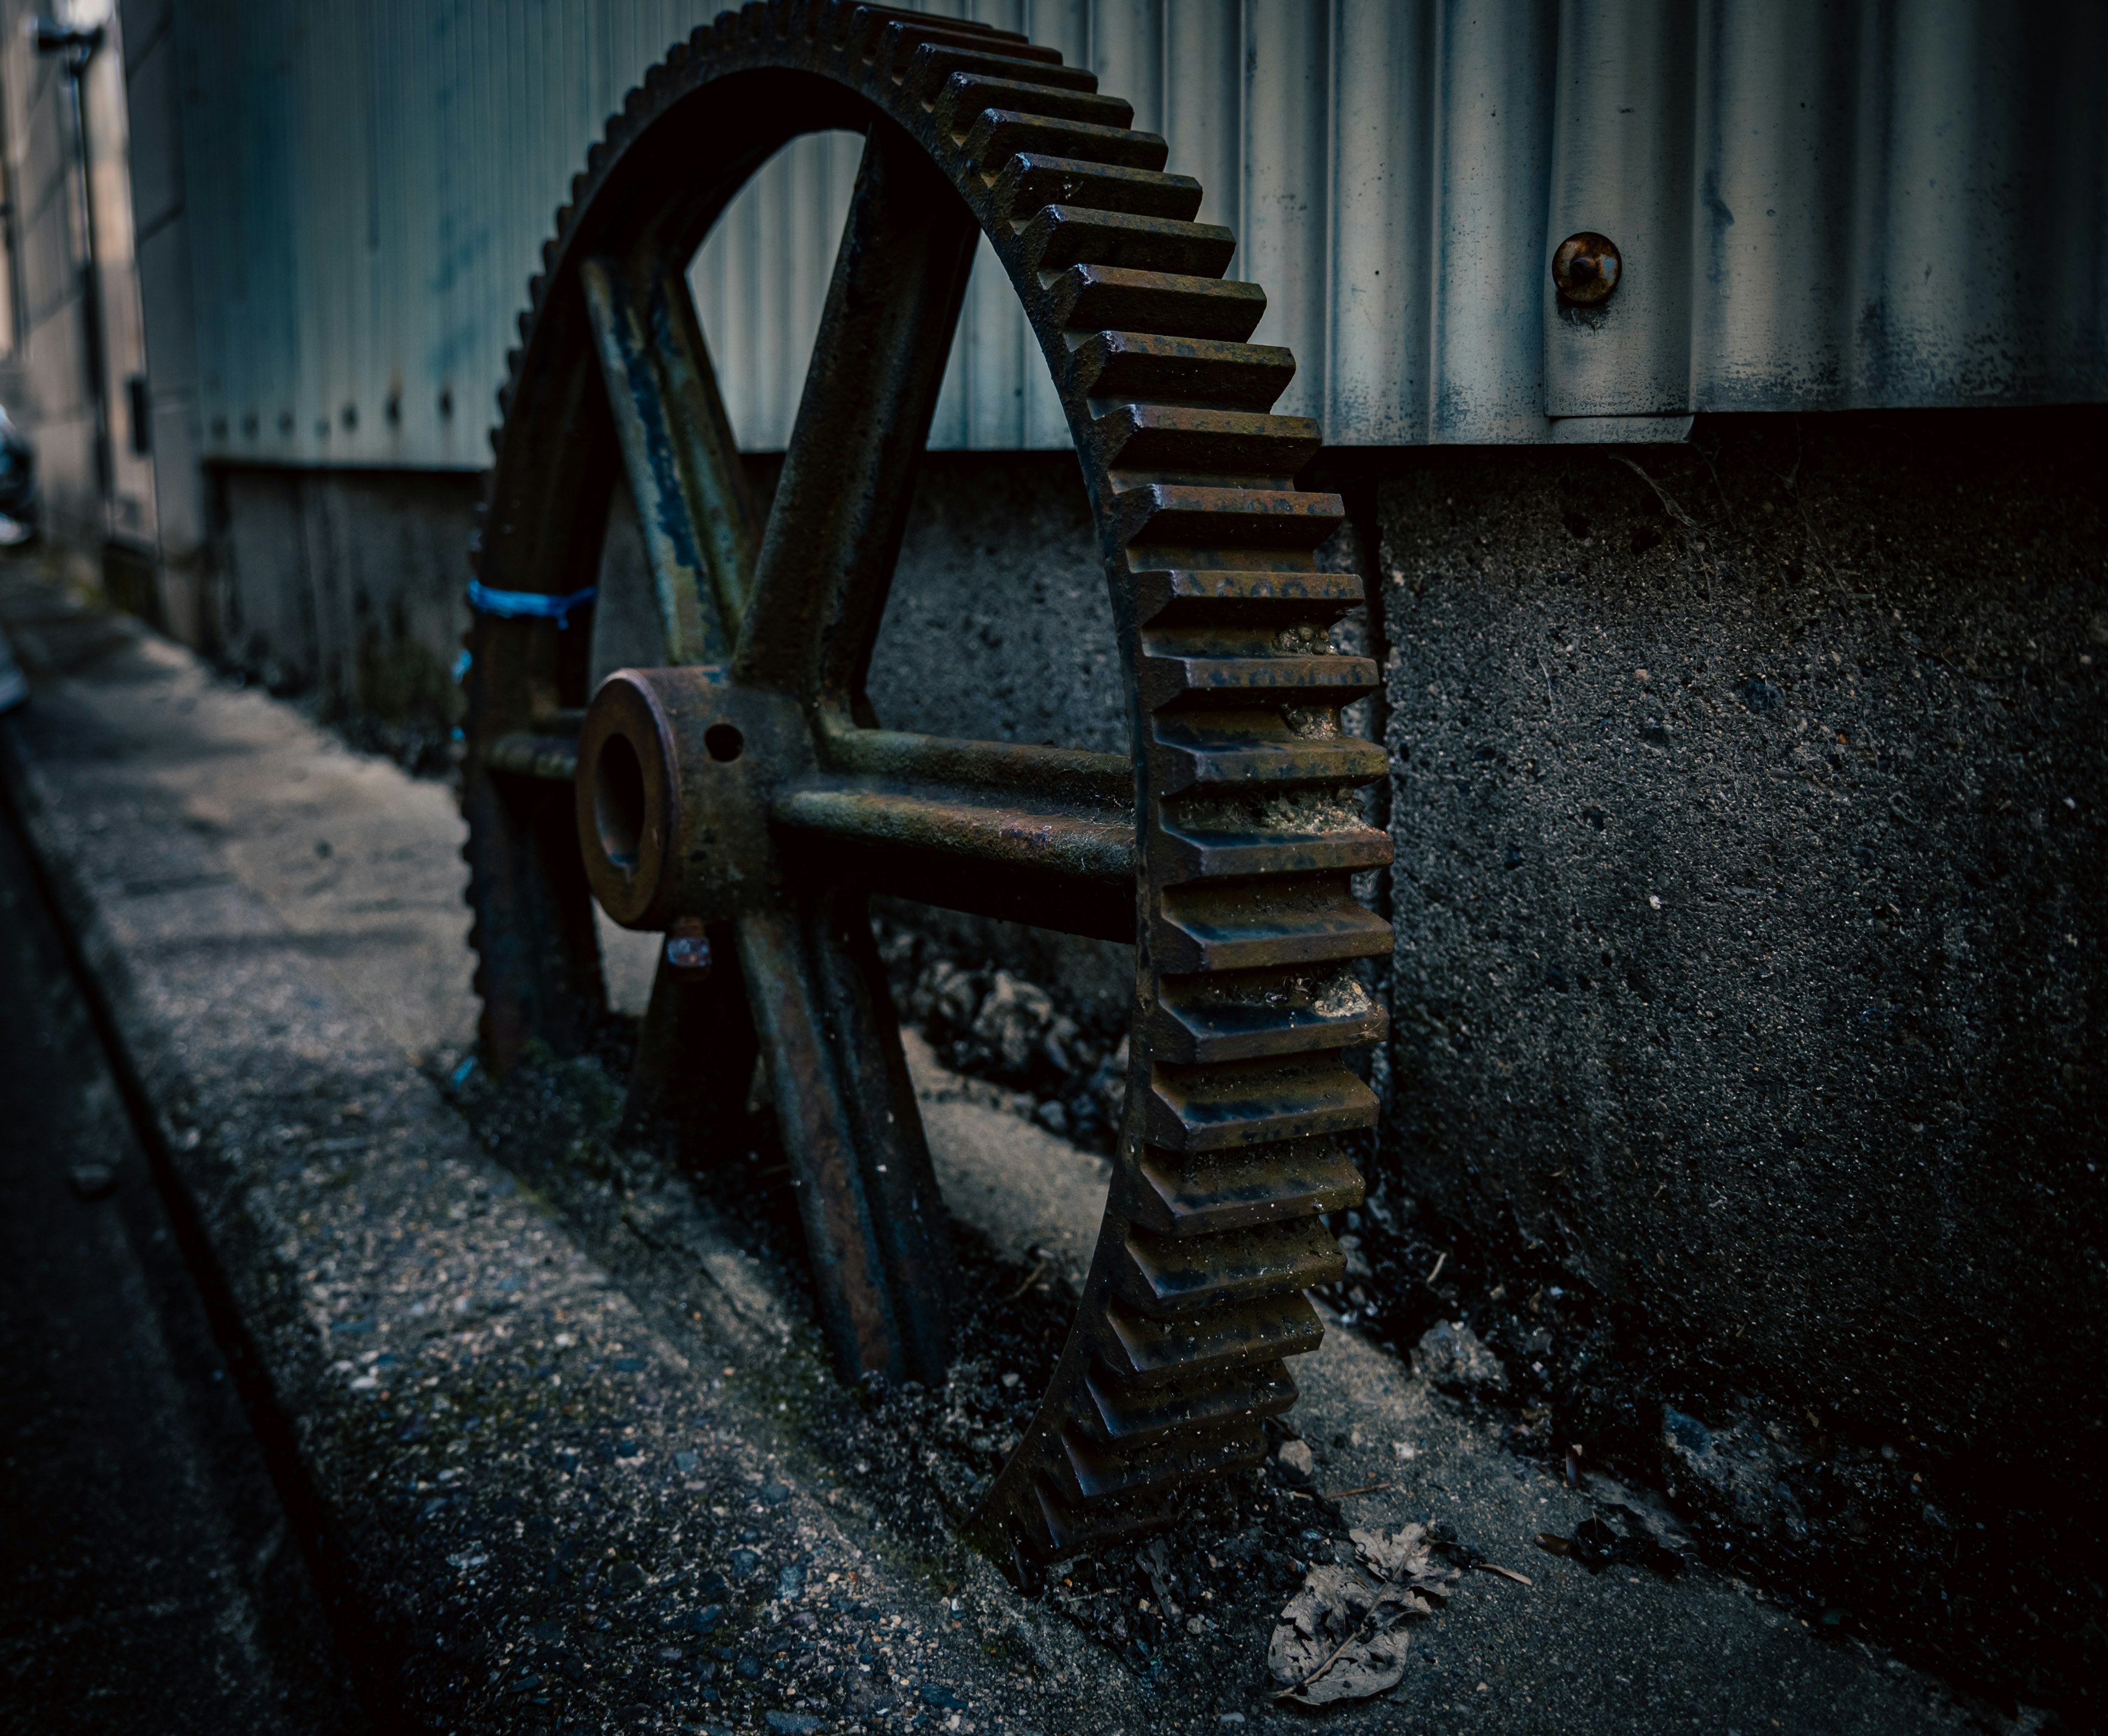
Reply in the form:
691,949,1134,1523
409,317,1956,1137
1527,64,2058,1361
459,0,1391,1592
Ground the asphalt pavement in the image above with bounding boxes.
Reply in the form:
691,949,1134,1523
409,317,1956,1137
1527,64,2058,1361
0,752,362,1733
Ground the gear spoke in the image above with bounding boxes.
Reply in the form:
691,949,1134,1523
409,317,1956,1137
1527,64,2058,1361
733,118,979,706
735,896,954,1384
581,256,761,661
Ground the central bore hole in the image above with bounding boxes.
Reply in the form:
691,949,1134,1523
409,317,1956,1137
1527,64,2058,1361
593,733,647,873
704,723,744,762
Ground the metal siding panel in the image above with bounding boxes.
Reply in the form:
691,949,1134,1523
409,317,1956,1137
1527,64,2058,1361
177,0,2108,470
1162,0,1241,239
957,0,1028,451
1022,0,1088,448
1091,0,1163,138
1689,0,1857,409
1328,0,1430,444
1542,0,1696,419
1428,0,1556,441
1240,0,1329,422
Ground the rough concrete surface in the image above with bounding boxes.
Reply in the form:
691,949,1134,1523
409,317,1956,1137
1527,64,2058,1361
0,563,2010,1734
1364,412,2105,1712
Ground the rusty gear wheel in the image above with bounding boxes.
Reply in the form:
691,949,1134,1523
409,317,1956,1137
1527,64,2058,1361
462,0,1390,1589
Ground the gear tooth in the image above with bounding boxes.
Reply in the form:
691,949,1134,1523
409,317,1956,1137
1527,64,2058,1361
570,172,588,205
487,425,503,455
586,139,608,174
527,271,548,311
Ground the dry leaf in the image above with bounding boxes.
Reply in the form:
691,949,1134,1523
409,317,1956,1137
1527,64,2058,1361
1350,1525,1462,1601
1269,1618,1412,1705
1268,1526,1462,1705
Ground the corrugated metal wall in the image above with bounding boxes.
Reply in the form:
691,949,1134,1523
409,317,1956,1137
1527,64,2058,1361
177,0,2108,468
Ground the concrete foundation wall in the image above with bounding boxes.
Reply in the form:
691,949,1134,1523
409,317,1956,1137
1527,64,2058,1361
1369,410,2104,1703
215,465,477,763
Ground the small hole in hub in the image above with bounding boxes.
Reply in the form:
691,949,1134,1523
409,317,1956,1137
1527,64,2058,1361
705,723,744,763
593,733,646,872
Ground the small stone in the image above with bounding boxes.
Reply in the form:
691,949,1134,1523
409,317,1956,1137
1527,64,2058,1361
920,1683,967,1710
67,1162,117,1200
765,1714,822,1734
1276,1439,1315,1484
1415,1321,1507,1392
760,1480,791,1504
675,1450,698,1474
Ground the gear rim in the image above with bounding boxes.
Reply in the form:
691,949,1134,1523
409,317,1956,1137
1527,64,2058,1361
461,0,1391,1589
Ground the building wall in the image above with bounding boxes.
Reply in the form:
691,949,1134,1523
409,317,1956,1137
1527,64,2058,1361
121,0,211,643
171,0,2108,475
0,0,158,570
215,464,478,761
1367,408,2103,1704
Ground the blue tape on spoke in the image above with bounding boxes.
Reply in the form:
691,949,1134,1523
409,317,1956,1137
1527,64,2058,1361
467,579,597,628
451,648,472,684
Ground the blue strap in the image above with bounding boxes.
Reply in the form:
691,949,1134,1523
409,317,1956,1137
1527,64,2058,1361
467,578,597,628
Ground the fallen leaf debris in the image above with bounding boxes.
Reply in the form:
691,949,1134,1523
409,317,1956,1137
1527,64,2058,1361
1267,1522,1466,1706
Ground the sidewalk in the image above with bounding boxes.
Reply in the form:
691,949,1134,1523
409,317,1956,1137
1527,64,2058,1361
0,568,1986,1734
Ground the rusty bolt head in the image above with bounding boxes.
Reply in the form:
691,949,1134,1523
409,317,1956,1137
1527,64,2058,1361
1552,232,1621,305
